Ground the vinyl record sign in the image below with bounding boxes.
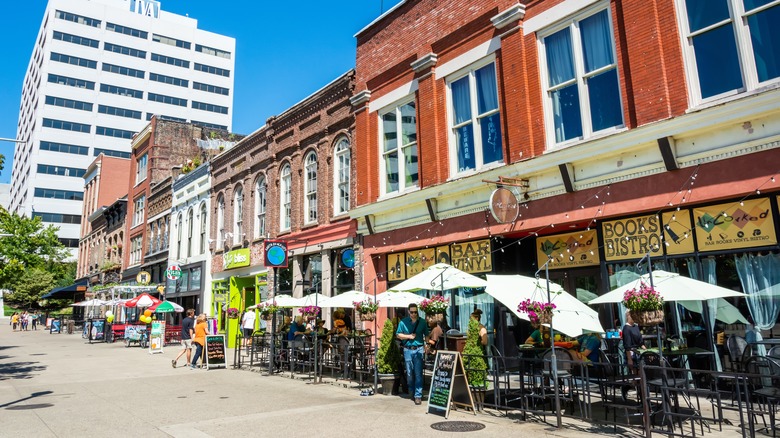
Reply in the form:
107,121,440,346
264,240,288,268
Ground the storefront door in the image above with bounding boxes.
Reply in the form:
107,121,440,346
548,267,613,330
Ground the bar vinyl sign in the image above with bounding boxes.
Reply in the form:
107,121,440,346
694,198,776,252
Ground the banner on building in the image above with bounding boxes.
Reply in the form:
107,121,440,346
694,198,776,252
436,246,451,265
602,214,664,261
662,210,696,255
450,239,492,274
387,251,406,281
537,230,600,269
406,248,436,277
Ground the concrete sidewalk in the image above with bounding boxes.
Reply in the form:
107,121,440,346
0,327,740,437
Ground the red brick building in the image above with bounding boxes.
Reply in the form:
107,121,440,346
209,71,356,345
350,0,780,348
77,154,131,284
123,118,219,287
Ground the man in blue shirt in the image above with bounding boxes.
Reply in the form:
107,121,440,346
288,316,308,341
574,333,601,362
396,303,429,405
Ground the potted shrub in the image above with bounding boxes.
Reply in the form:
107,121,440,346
623,282,664,326
376,318,402,395
462,317,488,410
353,298,378,321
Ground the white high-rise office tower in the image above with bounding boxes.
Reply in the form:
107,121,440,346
10,0,235,256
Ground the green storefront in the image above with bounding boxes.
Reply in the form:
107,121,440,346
211,248,268,349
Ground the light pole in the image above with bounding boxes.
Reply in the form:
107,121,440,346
364,277,379,394
535,257,561,428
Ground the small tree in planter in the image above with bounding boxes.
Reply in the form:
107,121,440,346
376,318,402,395
462,318,488,410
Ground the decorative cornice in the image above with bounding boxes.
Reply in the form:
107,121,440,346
411,53,438,73
492,3,526,30
350,89,371,107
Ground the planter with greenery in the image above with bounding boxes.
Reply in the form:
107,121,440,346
353,298,378,321
376,318,402,395
462,318,488,410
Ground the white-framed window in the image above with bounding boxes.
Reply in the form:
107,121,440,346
135,153,148,184
199,203,207,254
447,59,503,174
234,185,243,244
333,137,350,215
132,195,145,227
379,99,418,195
539,7,623,147
216,194,225,248
678,0,780,104
304,152,317,224
176,213,183,260
254,177,266,239
187,208,194,257
280,164,291,231
129,235,143,265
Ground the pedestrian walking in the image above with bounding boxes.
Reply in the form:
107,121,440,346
31,312,38,330
396,303,429,405
241,308,256,348
11,312,19,331
21,311,29,331
190,313,208,369
172,309,195,368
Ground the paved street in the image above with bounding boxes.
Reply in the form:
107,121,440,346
0,323,632,438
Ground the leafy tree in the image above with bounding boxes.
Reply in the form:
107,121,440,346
0,208,69,309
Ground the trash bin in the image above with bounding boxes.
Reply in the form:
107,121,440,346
67,320,75,334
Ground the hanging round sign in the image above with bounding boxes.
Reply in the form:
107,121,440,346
340,248,355,269
136,271,152,285
166,265,182,280
489,188,519,224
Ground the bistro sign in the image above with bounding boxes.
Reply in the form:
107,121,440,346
694,197,776,252
489,188,519,224
536,229,599,269
602,214,663,261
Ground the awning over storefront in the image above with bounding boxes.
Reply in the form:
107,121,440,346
42,279,89,299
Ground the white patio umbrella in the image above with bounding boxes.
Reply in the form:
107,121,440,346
375,291,425,308
387,263,487,293
254,294,300,308
486,274,604,338
678,298,748,324
319,290,373,308
298,293,330,307
589,270,746,305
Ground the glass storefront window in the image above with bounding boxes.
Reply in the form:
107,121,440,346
190,267,202,291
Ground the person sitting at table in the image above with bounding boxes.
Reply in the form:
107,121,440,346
330,319,350,337
278,316,291,337
623,312,646,373
288,316,309,341
525,325,549,345
571,332,601,362
426,317,446,355
312,318,327,337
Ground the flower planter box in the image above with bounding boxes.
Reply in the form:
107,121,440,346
630,310,664,326
358,312,375,322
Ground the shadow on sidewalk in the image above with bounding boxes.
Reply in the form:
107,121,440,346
0,390,54,410
0,361,47,381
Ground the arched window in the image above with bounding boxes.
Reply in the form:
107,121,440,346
217,195,225,248
280,164,291,231
255,177,266,239
187,208,194,257
199,203,207,254
234,185,243,244
333,137,350,215
176,213,183,260
304,152,317,223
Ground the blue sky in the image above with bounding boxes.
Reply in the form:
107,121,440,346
0,0,403,183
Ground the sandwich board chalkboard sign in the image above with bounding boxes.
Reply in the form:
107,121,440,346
205,335,226,369
427,350,476,418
